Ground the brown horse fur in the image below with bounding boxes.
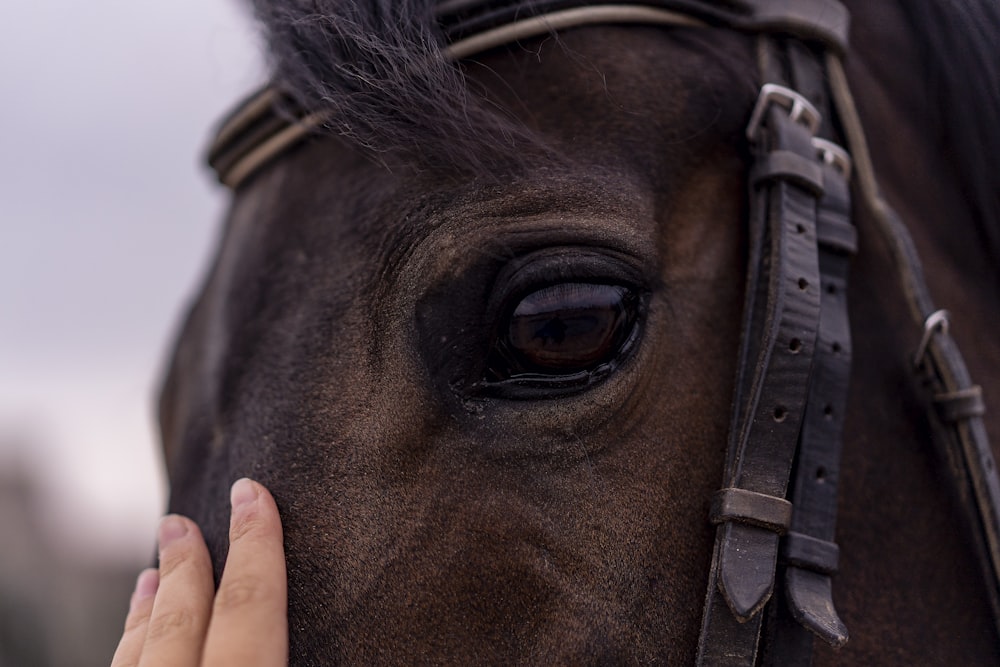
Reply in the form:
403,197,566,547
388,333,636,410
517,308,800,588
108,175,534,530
159,2,1000,663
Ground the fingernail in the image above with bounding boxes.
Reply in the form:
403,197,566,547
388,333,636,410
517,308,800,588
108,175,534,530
130,569,159,611
158,515,188,550
231,478,258,511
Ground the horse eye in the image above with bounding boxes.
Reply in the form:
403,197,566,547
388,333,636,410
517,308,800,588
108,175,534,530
488,283,639,381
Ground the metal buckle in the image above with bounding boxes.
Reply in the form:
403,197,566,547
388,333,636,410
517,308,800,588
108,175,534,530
746,83,822,143
914,309,950,369
812,138,852,181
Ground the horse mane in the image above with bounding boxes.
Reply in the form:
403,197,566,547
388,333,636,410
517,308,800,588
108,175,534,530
247,0,538,172
898,0,1000,262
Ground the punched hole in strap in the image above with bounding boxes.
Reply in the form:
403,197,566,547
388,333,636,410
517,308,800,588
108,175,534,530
781,531,840,575
710,488,793,534
934,385,986,422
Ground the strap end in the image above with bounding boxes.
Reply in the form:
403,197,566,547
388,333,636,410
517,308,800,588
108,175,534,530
785,567,849,648
718,523,781,622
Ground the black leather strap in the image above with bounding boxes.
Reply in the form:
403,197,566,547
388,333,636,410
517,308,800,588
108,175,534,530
918,333,1000,634
777,28,1000,656
828,46,1000,640
696,77,826,666
764,142,854,665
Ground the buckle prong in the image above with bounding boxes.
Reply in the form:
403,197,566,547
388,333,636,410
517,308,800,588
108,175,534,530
812,138,852,180
914,309,950,369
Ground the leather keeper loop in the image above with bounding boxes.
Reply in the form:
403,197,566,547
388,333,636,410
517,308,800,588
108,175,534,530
817,217,858,254
934,385,986,422
751,150,825,196
782,531,840,574
710,488,793,534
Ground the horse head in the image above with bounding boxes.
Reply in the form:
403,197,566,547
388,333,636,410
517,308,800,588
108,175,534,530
159,1,1000,663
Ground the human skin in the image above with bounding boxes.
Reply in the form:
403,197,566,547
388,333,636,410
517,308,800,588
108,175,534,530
111,479,288,667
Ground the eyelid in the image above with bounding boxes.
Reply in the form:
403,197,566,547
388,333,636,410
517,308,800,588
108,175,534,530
512,282,629,316
483,246,645,330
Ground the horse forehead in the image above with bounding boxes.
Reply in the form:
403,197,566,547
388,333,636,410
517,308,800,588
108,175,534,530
464,26,756,138
355,27,757,252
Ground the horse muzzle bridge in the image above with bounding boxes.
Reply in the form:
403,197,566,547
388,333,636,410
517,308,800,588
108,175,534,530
206,1,1000,664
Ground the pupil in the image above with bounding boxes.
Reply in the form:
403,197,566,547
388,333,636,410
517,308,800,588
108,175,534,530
531,317,568,345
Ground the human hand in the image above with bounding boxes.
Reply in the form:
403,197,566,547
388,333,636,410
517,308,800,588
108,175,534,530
111,478,288,666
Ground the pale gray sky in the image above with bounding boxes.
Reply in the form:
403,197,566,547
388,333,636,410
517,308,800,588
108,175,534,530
0,0,265,560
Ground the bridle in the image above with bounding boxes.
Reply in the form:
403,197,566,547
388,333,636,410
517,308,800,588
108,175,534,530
207,1,1000,664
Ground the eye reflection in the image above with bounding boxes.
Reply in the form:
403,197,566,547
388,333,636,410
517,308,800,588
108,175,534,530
489,282,639,380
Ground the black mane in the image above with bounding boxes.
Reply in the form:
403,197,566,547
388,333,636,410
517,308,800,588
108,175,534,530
248,0,536,172
899,0,1000,262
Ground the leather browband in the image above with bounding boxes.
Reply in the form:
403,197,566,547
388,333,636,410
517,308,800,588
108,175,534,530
208,0,848,190
437,0,848,53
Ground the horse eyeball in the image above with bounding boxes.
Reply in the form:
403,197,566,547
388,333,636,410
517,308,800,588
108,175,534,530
491,283,639,379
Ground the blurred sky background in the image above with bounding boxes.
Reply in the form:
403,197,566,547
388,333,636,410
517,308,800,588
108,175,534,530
1,3,265,658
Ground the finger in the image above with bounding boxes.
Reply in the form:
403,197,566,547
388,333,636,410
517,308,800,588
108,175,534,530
202,478,288,667
137,515,215,667
111,569,159,667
